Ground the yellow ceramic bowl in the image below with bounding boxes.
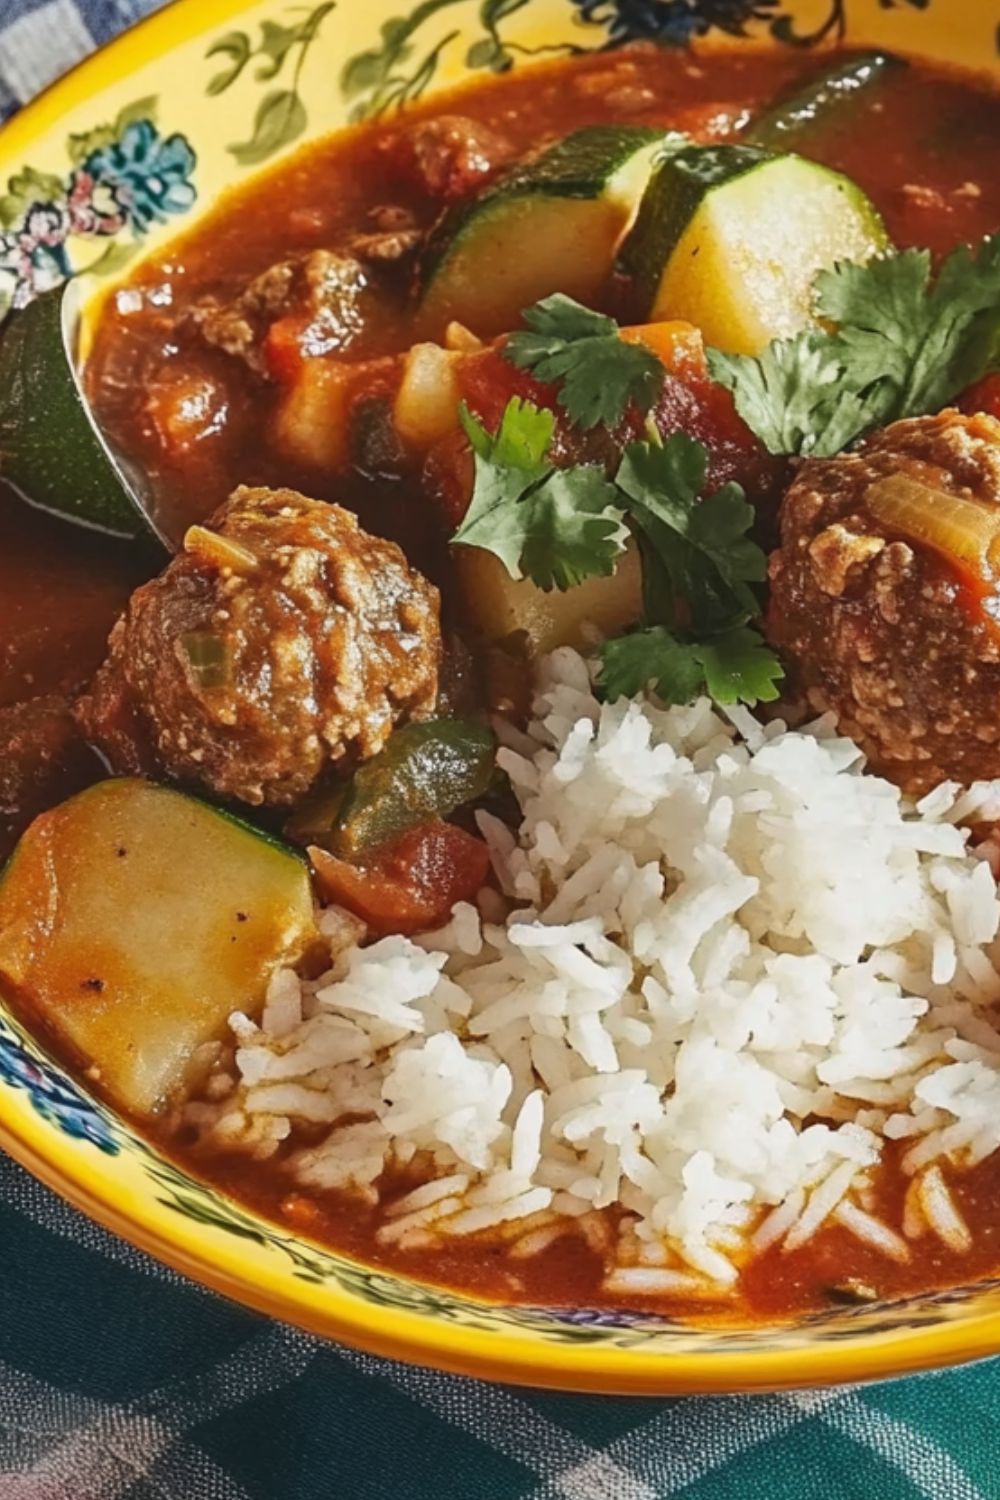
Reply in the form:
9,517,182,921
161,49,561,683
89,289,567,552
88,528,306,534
1,0,1000,1396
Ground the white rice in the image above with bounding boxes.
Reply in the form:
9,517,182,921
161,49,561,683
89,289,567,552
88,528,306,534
185,649,1000,1294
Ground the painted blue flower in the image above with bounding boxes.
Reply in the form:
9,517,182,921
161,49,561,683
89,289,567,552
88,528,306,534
0,1022,120,1155
83,119,197,232
571,0,779,44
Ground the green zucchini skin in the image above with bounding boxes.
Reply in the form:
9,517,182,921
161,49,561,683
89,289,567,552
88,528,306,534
746,50,905,151
617,143,888,353
418,126,672,337
0,777,318,1118
474,124,665,203
617,144,772,321
424,125,664,277
0,286,148,540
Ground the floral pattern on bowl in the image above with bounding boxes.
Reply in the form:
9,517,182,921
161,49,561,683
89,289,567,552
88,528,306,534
0,100,195,315
0,1015,119,1155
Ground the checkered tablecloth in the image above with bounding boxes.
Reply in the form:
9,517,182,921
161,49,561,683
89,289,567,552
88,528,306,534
2,4,1000,1496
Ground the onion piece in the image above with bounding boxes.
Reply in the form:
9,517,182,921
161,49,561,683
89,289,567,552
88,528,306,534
393,342,462,449
865,473,1000,586
183,524,259,575
444,321,483,353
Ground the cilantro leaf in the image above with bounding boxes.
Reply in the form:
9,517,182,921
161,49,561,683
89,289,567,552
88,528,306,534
695,626,784,705
452,399,554,577
452,399,781,711
599,430,780,708
816,240,1000,419
460,395,553,470
518,466,631,591
708,334,877,458
614,432,765,627
599,626,705,705
598,623,783,707
707,233,1000,459
505,294,665,430
451,397,629,590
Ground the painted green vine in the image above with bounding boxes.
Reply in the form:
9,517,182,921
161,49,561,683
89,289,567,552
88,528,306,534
203,0,975,136
206,2,337,165
340,0,580,121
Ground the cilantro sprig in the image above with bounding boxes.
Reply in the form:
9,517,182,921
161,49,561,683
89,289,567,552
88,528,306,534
452,398,630,590
615,434,764,629
709,235,1000,458
450,395,782,708
598,432,781,707
601,624,783,707
505,294,665,430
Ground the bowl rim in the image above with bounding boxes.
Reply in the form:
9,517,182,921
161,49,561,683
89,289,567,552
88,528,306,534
5,1098,1000,1395
3,0,1000,1395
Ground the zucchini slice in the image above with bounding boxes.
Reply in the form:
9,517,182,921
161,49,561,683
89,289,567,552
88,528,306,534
418,126,677,340
618,145,889,355
0,284,156,542
0,779,318,1117
746,50,904,152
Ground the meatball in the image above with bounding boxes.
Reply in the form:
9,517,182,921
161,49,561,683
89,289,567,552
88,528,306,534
767,410,1000,792
381,115,515,201
76,487,441,805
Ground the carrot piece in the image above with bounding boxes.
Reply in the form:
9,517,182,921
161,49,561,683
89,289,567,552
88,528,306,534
262,316,310,383
620,320,706,376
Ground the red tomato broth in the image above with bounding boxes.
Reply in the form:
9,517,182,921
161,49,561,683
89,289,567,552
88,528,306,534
5,42,1000,1323
161,1134,1000,1326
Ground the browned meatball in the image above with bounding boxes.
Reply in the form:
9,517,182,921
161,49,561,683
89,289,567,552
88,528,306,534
767,410,1000,793
76,487,440,805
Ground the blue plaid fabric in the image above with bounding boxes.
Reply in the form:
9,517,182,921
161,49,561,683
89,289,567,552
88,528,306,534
2,4,1000,1496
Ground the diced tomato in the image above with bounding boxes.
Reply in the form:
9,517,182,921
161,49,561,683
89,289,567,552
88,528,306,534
457,347,558,433
422,430,475,529
440,326,785,529
960,372,1000,421
309,818,490,936
262,316,311,384
143,368,232,456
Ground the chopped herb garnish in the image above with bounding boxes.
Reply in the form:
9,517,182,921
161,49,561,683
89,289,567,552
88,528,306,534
708,234,1000,458
600,626,705,705
452,398,630,590
695,625,785,705
600,623,783,707
505,294,665,430
598,432,781,707
450,394,781,707
615,433,765,630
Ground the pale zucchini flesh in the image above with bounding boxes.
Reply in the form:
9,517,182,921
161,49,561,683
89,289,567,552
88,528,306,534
0,779,318,1117
621,146,889,355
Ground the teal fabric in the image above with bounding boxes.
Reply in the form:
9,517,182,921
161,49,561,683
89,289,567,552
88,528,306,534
2,1152,999,1499
2,5,1000,1496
